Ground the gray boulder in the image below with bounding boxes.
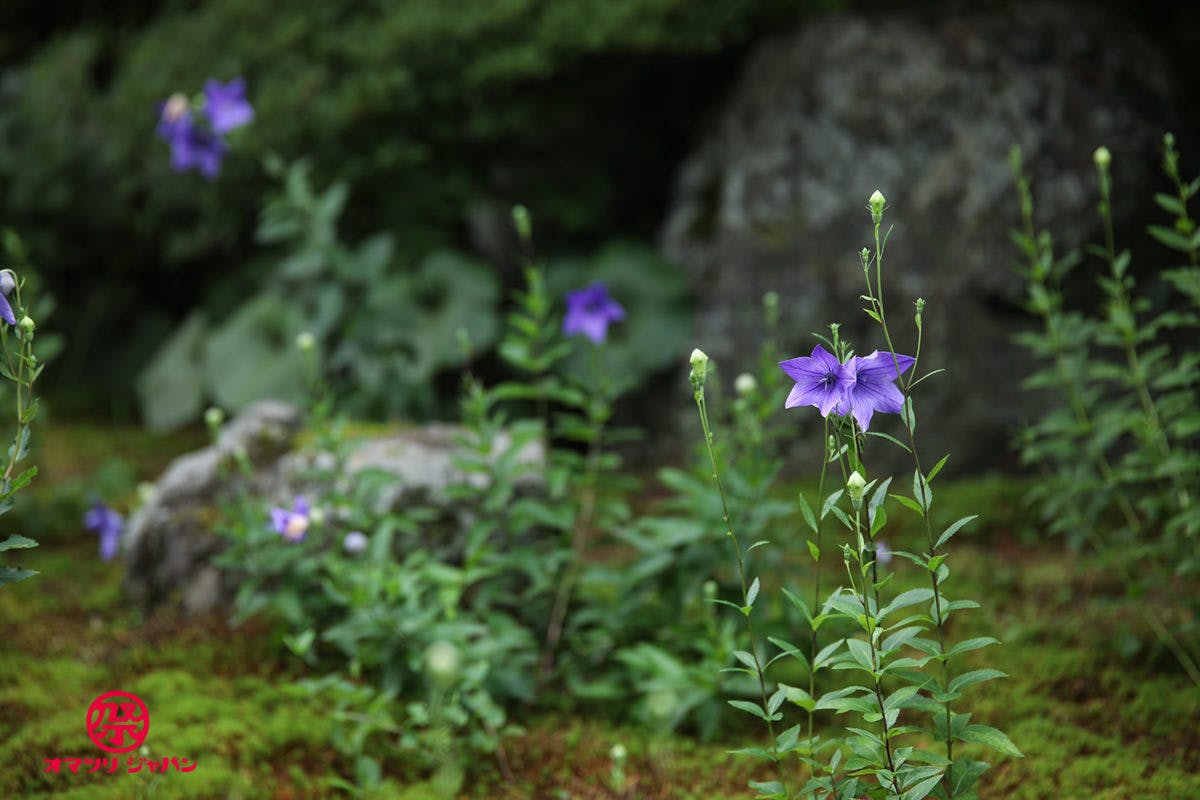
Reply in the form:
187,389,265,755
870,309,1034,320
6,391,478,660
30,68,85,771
123,402,544,613
660,4,1186,472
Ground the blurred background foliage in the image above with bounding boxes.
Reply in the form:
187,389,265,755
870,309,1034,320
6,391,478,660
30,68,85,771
1,0,1198,425
0,0,820,423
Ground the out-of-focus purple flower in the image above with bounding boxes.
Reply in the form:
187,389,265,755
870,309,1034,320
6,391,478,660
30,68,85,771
343,530,368,555
270,497,311,542
563,282,626,344
155,79,252,179
0,269,17,326
780,345,853,417
835,351,915,432
203,78,254,134
875,540,892,566
83,501,123,562
156,97,226,179
779,346,914,432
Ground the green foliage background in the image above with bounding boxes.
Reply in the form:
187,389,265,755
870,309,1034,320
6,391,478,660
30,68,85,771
0,0,819,412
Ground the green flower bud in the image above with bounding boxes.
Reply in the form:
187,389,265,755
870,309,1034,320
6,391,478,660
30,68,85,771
1093,146,1112,169
689,348,709,391
204,406,225,429
847,470,867,509
295,331,316,352
610,743,628,763
869,189,886,224
734,373,757,397
19,315,34,336
424,640,461,689
512,204,533,244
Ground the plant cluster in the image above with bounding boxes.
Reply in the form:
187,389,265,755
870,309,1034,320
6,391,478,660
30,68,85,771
208,208,674,791
0,261,42,587
1011,134,1200,683
1,0,809,402
693,192,1019,799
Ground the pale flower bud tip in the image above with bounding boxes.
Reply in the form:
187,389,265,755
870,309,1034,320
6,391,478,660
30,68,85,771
847,470,867,502
1093,146,1112,168
869,189,886,208
295,331,316,352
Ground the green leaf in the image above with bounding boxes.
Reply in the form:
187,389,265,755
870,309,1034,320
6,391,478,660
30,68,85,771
813,639,845,670
890,493,926,517
0,566,38,585
746,577,760,608
846,638,876,672
882,588,935,620
781,587,812,624
926,453,950,482
949,669,1007,694
0,534,38,552
807,539,821,562
936,515,979,549
728,699,770,721
958,724,1024,758
767,637,810,671
902,771,946,800
946,637,1000,658
798,492,818,534
732,650,760,671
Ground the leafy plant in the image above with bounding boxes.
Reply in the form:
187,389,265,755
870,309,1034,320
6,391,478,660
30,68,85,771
696,191,1018,799
1011,135,1200,683
137,158,502,428
0,260,43,587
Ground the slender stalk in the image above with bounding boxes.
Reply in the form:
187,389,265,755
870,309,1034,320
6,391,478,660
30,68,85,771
864,211,956,777
695,382,788,797
807,419,832,755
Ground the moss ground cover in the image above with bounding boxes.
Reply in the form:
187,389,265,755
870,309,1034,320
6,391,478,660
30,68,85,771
1,426,1197,798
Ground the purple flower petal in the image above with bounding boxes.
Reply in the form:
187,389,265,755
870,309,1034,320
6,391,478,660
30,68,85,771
203,78,255,134
779,345,853,416
0,288,15,326
837,350,915,431
563,282,625,344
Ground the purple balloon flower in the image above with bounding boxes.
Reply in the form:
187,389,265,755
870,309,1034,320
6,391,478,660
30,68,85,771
83,501,123,562
562,282,626,344
156,96,226,179
835,351,916,431
779,346,914,431
203,78,255,135
780,345,854,417
0,269,17,326
270,496,311,542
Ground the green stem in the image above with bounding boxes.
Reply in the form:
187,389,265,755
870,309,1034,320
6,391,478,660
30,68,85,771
695,385,788,797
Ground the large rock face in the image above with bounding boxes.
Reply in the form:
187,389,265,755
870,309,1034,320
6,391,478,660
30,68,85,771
661,4,1186,471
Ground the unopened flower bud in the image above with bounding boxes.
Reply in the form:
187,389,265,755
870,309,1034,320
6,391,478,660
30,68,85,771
308,506,325,525
735,373,757,397
511,204,532,244
19,315,34,336
689,348,709,390
204,406,225,429
610,743,628,763
295,331,316,352
847,470,867,508
161,93,189,123
869,189,886,223
0,269,15,297
424,640,461,688
1093,146,1112,169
